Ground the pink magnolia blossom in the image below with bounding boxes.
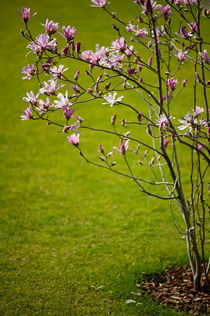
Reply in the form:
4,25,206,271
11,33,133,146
91,0,109,8
39,78,64,95
42,19,59,35
180,26,189,39
54,91,72,108
60,26,77,41
167,77,178,90
111,37,127,52
27,34,57,54
67,133,80,146
164,139,170,148
63,122,80,134
126,24,148,38
81,45,107,66
62,106,75,121
102,92,124,107
192,106,204,117
114,139,129,155
111,114,117,125
142,0,160,14
197,143,204,151
199,50,210,64
188,22,197,34
156,114,169,129
21,105,33,120
175,51,186,62
23,91,39,105
18,7,37,23
21,64,35,80
37,97,53,113
50,65,68,79
160,5,171,20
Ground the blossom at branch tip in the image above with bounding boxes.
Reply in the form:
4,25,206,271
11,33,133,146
54,91,72,108
188,22,197,34
91,0,109,8
102,92,124,107
174,0,196,5
42,19,59,35
114,139,129,155
167,77,178,91
67,133,80,146
81,45,108,66
175,51,186,62
199,50,210,64
141,0,160,14
62,106,75,121
39,78,64,95
160,5,171,20
111,37,127,52
180,26,189,39
164,139,169,148
156,114,170,130
126,24,148,39
50,65,68,79
37,97,53,113
192,106,204,118
21,105,33,120
197,143,204,151
27,34,57,54
18,7,37,23
23,91,39,105
60,26,78,41
21,64,35,80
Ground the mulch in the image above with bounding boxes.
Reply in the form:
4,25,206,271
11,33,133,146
141,264,210,314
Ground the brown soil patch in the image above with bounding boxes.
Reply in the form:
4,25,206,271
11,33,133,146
142,264,210,314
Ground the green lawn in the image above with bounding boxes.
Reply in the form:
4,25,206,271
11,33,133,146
0,0,209,315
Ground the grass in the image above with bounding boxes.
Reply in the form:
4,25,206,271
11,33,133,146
0,0,209,315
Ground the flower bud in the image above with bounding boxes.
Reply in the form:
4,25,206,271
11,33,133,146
74,70,80,81
111,114,117,125
164,139,169,148
76,42,81,53
99,144,104,154
137,112,142,121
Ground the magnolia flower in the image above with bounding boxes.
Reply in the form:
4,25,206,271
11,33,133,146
23,91,39,105
50,65,68,79
199,50,210,64
62,106,75,121
18,7,37,23
54,91,72,108
164,139,170,148
21,64,35,80
37,97,53,113
39,78,64,95
60,26,77,41
156,114,170,129
160,5,171,20
21,105,33,120
102,92,124,107
192,106,204,117
91,0,109,8
111,37,127,52
175,51,186,62
188,22,197,34
197,143,204,151
27,34,57,53
114,139,129,155
67,133,80,146
142,0,160,14
167,77,178,90
42,19,59,35
180,26,189,39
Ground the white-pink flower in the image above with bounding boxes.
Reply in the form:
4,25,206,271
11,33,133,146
91,0,108,8
111,37,127,52
21,105,33,120
60,26,77,41
21,64,35,80
37,97,53,113
67,133,80,146
23,91,39,105
39,78,64,95
102,92,124,107
54,91,72,108
114,139,129,155
42,19,59,35
50,65,68,79
27,34,57,53
167,77,178,90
